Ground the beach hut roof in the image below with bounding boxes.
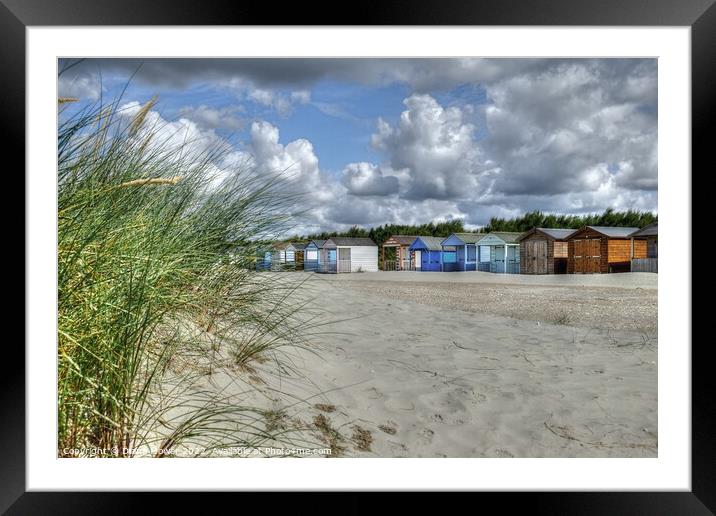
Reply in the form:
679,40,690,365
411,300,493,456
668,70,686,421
517,227,577,241
385,235,420,246
630,223,658,237
325,237,377,247
292,242,307,250
308,239,327,249
582,226,641,238
410,236,444,251
478,231,523,244
442,232,483,245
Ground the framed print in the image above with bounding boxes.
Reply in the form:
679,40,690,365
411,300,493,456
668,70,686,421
8,0,712,511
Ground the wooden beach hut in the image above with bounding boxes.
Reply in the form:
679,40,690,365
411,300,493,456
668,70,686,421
567,226,646,274
303,240,325,272
409,236,444,271
321,237,378,273
381,235,418,270
630,223,658,273
517,228,576,274
475,232,522,273
292,242,306,270
440,233,481,271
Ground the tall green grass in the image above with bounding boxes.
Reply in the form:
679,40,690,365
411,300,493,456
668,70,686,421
58,97,316,457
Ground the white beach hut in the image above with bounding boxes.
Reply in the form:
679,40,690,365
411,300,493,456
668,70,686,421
321,237,378,273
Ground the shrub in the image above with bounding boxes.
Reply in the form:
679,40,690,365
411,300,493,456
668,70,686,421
57,96,316,457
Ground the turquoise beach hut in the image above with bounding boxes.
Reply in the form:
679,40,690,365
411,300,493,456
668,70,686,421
476,232,522,273
255,248,272,271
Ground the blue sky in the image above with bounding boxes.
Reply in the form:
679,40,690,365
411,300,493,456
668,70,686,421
58,58,657,234
64,72,468,172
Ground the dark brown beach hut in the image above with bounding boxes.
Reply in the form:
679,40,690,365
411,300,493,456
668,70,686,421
567,226,647,274
517,228,576,274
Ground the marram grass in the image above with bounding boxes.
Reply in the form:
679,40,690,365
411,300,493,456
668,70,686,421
57,97,320,457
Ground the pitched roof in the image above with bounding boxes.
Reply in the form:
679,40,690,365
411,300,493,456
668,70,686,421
385,235,419,246
585,226,641,238
410,236,444,251
517,227,577,241
445,232,483,244
292,242,307,250
539,228,577,240
325,237,377,247
477,231,523,244
309,239,327,248
630,223,658,237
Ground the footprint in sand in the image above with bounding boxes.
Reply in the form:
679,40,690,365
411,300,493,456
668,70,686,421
455,387,487,404
387,440,409,457
494,448,515,458
499,391,517,401
378,421,398,435
365,387,384,400
419,428,434,443
430,412,466,426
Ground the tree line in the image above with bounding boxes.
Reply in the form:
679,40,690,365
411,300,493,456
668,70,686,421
298,220,466,247
294,209,656,246
483,208,657,233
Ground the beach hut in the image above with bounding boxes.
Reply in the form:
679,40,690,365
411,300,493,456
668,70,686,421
381,235,418,270
629,223,658,272
566,226,646,274
303,240,325,272
255,248,273,271
321,237,378,273
409,236,444,271
292,242,306,270
273,242,295,265
517,228,576,274
475,232,523,273
440,233,482,272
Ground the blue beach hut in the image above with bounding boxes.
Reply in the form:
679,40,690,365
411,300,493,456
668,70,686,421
255,249,273,271
440,233,481,271
303,239,325,272
409,236,444,271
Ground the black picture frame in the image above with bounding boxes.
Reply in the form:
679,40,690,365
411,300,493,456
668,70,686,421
6,0,711,512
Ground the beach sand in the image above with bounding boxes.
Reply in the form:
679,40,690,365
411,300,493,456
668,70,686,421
228,271,657,458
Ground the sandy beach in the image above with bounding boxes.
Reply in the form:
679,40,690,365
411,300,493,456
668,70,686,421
228,271,658,458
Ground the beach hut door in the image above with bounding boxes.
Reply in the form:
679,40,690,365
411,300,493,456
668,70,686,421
414,250,421,270
506,246,518,274
528,241,548,274
495,246,506,273
325,249,337,273
338,248,351,273
574,239,600,273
